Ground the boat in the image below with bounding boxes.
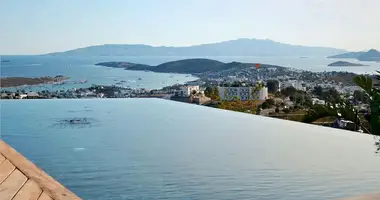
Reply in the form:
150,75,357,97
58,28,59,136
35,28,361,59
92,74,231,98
1,60,10,63
138,78,142,80
75,80,88,84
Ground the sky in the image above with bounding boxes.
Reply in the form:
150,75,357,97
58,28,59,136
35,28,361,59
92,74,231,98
1,0,379,55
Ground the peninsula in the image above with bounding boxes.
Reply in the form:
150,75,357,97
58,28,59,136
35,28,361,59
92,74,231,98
0,75,69,88
96,58,359,85
96,58,284,74
327,61,367,67
328,49,380,61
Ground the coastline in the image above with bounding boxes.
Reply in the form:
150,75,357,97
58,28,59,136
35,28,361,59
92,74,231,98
0,76,69,88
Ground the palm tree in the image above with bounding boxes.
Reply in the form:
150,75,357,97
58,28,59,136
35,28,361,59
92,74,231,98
353,72,380,135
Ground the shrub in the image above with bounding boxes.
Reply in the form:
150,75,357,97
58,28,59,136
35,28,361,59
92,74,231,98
283,108,291,113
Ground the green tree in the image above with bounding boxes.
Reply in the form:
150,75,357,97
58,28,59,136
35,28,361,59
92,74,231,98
261,101,270,109
313,86,323,97
322,88,341,103
295,94,305,106
213,87,220,101
302,101,368,132
204,87,213,98
267,80,279,93
353,90,370,103
265,98,275,107
353,73,380,135
281,86,297,97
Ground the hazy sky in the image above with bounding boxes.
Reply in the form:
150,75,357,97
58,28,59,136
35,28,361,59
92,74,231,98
1,0,379,54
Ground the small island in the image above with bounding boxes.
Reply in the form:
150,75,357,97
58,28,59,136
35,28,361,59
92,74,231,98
0,75,69,88
327,61,367,67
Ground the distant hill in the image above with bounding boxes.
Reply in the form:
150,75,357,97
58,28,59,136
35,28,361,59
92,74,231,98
327,52,365,59
46,38,346,57
328,49,380,61
358,49,380,61
96,58,284,74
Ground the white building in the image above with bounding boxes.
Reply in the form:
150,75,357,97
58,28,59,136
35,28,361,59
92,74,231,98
218,87,268,101
19,94,27,99
177,85,200,97
259,87,268,100
26,92,39,98
281,80,306,91
312,98,326,105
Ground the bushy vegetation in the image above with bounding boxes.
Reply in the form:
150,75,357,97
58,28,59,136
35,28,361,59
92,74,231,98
216,100,263,114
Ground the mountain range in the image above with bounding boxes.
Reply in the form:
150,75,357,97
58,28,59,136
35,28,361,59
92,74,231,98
328,49,380,61
45,38,346,57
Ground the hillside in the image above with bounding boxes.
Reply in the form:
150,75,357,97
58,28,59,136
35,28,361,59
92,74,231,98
358,49,380,61
46,38,346,57
328,49,380,61
327,52,365,59
96,58,283,74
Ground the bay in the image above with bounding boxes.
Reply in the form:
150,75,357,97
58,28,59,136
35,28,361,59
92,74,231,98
0,56,198,91
1,55,379,91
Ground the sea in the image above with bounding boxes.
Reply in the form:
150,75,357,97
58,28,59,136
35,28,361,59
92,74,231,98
1,99,380,200
1,55,379,91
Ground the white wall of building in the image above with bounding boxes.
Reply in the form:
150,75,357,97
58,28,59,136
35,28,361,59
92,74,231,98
259,87,268,100
312,98,325,105
218,86,268,101
179,85,200,97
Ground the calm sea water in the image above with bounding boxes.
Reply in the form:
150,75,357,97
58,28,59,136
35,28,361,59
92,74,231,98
1,99,380,200
1,55,379,91
0,56,198,91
